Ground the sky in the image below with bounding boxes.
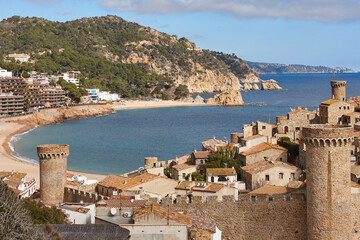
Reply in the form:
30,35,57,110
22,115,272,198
0,0,360,71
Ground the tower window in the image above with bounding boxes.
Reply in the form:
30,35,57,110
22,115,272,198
279,173,284,179
265,175,270,181
291,173,295,179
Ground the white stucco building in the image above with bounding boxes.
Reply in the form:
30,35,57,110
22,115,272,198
0,68,12,77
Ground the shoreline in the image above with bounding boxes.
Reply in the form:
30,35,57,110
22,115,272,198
0,100,207,187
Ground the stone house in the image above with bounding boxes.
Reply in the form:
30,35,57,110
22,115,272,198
206,167,237,184
239,142,288,166
276,106,317,141
172,163,197,181
175,181,235,201
240,160,301,190
202,137,226,151
97,173,178,198
318,99,354,124
236,134,268,154
191,151,210,175
243,121,277,144
130,204,222,240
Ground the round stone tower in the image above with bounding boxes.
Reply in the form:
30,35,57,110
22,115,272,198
302,124,353,239
144,157,158,168
331,80,347,101
37,144,69,206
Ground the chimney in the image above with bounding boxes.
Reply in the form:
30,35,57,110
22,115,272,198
194,148,197,152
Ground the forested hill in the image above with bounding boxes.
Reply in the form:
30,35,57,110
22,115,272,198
0,15,255,98
245,61,356,74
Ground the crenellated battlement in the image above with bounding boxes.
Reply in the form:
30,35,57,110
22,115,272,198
152,192,306,207
331,81,347,88
302,136,354,147
64,187,109,203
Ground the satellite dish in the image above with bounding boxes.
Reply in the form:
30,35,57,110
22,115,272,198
110,208,117,216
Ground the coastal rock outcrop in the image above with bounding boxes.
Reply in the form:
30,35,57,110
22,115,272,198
206,90,245,106
253,84,260,90
182,96,194,103
243,83,253,91
11,104,114,126
261,80,283,90
193,95,205,103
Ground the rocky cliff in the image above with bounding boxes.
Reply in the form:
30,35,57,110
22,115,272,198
206,90,245,106
11,104,114,126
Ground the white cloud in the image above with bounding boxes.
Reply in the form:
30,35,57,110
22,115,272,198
97,0,360,22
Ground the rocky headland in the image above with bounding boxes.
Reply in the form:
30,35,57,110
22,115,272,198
206,89,245,106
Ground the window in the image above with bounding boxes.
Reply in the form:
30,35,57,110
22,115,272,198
291,173,295,179
182,173,186,178
296,127,300,131
344,106,346,110
279,173,284,179
265,175,270,181
262,126,266,129
307,114,310,120
339,107,341,110
280,157,283,161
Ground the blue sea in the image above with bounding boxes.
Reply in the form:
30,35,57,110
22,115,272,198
9,73,360,175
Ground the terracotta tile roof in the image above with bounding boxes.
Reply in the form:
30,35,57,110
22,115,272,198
0,172,11,179
241,160,299,174
286,180,304,188
175,181,224,193
67,173,74,178
66,180,82,187
133,205,192,226
0,171,26,179
206,168,237,176
4,176,23,185
320,99,340,107
193,151,210,159
249,185,294,196
241,142,286,156
172,163,196,171
351,181,360,188
185,211,216,233
175,181,193,190
242,134,264,141
99,175,128,188
99,173,163,190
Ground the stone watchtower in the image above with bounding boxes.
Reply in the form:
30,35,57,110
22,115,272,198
302,124,353,239
331,80,347,101
37,144,69,206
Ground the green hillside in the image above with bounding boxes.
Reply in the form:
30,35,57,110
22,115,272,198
0,15,249,98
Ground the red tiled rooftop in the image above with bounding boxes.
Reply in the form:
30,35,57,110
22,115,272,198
249,185,293,196
241,160,299,174
193,151,210,159
241,142,286,156
133,205,192,226
172,163,196,171
99,173,166,190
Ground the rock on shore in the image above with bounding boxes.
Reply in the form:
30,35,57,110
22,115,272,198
206,89,245,106
10,104,114,126
261,80,283,90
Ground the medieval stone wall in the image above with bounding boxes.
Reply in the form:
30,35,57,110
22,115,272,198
154,194,307,240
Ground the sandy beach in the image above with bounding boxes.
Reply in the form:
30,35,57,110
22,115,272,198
112,100,206,110
0,100,206,187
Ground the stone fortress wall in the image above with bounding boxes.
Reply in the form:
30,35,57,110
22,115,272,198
152,192,360,240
